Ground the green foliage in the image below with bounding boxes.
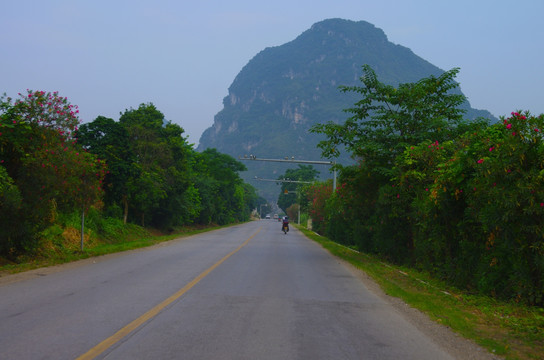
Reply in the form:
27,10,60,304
1,92,257,259
310,65,544,305
277,165,319,213
77,116,136,220
192,148,256,225
319,111,544,304
0,91,105,259
311,65,466,170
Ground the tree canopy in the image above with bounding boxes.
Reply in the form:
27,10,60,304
1,93,258,259
311,65,467,176
277,165,319,213
1,91,105,257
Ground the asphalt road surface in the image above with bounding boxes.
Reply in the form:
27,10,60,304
0,221,495,359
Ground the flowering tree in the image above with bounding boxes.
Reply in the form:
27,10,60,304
0,90,105,257
306,181,332,234
388,111,544,303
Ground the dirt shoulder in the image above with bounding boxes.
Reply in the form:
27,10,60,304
340,258,502,360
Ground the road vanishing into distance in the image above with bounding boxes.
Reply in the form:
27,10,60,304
0,220,495,360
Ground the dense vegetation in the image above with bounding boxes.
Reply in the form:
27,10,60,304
0,91,261,260
276,164,319,214
308,66,544,305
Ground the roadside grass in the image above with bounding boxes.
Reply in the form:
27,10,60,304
296,225,544,360
0,218,231,275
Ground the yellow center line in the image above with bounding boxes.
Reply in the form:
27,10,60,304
77,227,261,360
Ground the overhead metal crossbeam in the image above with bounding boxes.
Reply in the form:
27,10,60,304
239,155,336,191
252,176,312,184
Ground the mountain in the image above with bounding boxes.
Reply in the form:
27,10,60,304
197,18,496,202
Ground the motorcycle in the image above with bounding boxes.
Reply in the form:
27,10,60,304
282,223,289,234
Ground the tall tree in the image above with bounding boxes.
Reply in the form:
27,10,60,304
118,103,195,227
311,65,467,176
277,165,319,213
192,148,251,225
0,91,104,257
77,116,137,223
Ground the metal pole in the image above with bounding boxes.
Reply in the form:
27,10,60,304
239,155,334,166
80,208,85,251
333,165,336,193
240,155,337,193
252,177,312,184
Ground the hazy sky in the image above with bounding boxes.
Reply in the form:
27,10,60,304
2,0,543,145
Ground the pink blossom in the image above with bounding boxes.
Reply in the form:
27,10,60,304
489,147,494,152
477,159,484,164
535,128,540,132
506,123,512,129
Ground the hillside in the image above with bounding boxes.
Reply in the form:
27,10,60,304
198,18,495,202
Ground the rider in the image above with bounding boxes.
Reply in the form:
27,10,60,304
282,216,289,232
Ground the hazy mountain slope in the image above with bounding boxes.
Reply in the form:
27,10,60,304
198,18,495,202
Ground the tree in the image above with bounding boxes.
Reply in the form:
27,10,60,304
277,165,319,213
192,148,252,225
118,103,196,228
310,65,467,176
307,66,470,263
0,90,105,257
77,116,138,223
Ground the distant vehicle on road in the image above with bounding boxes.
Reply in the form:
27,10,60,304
265,215,271,219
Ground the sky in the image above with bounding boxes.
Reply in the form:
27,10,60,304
1,0,543,146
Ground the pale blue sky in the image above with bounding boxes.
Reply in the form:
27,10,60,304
1,0,542,144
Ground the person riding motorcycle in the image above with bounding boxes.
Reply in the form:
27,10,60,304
281,216,289,233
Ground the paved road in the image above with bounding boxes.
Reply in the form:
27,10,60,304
1,221,469,359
